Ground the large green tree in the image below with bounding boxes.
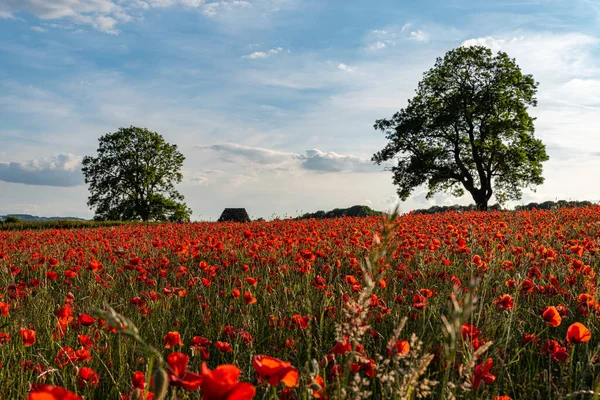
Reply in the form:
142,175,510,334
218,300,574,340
82,126,192,222
373,45,549,210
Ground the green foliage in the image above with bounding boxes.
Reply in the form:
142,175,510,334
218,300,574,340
514,199,594,211
297,205,382,220
373,45,549,210
82,126,192,222
3,216,22,223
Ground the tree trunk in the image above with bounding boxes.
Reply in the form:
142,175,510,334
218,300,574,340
471,190,489,211
140,207,150,222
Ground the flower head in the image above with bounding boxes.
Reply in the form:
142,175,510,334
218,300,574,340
252,355,299,387
566,322,591,344
201,362,255,400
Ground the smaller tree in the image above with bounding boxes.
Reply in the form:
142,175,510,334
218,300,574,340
82,126,192,222
373,46,549,210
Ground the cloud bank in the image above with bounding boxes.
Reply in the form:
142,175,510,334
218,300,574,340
0,154,84,187
201,143,379,173
0,0,280,33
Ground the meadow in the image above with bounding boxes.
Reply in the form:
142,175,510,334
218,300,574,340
1,207,599,399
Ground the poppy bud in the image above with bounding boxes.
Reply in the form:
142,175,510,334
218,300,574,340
129,389,143,400
152,367,169,400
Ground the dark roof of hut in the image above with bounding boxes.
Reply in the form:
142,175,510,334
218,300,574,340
218,208,250,222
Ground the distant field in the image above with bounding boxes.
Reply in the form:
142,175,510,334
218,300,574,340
1,207,599,399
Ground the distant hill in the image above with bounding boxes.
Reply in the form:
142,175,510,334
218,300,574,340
296,205,382,220
0,214,87,222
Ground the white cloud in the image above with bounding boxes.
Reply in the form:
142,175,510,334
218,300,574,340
201,143,380,173
0,0,128,34
202,143,297,164
401,23,411,32
30,26,45,32
368,41,387,50
0,154,83,187
300,149,377,173
409,30,428,42
244,51,268,59
337,63,355,73
203,1,252,17
92,15,119,34
461,34,599,79
0,0,276,33
188,175,209,185
0,10,14,19
242,47,285,59
549,79,600,108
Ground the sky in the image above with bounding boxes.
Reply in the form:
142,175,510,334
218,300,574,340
0,0,599,220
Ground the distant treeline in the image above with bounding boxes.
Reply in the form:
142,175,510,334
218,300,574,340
412,200,595,214
411,204,502,214
296,205,382,220
513,200,595,211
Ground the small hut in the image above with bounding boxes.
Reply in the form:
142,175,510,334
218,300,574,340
218,208,250,222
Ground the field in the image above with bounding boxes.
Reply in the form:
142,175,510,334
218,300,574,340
1,207,600,399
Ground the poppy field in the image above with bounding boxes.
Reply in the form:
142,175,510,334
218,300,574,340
1,207,600,399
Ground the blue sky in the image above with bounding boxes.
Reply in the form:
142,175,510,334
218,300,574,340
0,0,599,220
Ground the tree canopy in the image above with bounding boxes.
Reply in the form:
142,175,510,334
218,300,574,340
82,126,192,222
373,45,549,210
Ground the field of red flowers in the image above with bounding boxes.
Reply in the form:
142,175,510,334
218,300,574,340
1,207,599,399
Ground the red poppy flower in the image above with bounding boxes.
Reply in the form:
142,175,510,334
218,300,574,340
201,362,256,400
191,336,212,348
387,339,410,356
0,302,9,317
541,306,562,327
166,352,203,391
215,341,232,353
243,292,257,305
461,324,481,341
28,384,82,400
291,314,310,329
541,339,568,362
78,367,100,387
252,355,299,387
522,333,540,345
78,313,95,327
332,336,352,355
520,279,534,294
19,328,36,347
566,322,591,344
470,358,496,389
132,370,146,389
412,294,427,310
164,331,183,348
78,334,94,349
494,294,514,310
0,332,11,345
308,375,325,399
